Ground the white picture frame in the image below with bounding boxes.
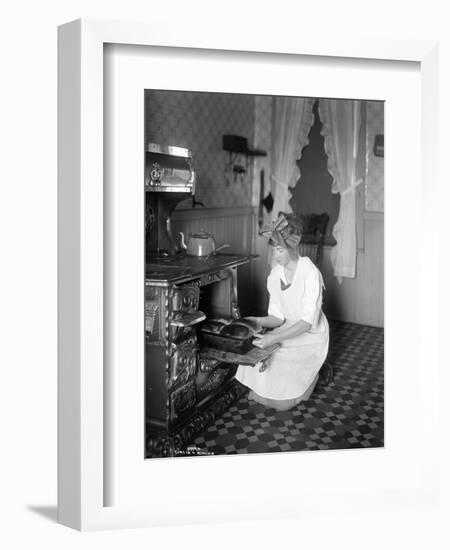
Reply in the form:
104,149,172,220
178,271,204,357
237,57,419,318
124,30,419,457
58,18,440,530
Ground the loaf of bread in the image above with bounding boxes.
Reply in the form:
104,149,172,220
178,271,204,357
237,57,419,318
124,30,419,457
220,323,251,339
202,321,225,334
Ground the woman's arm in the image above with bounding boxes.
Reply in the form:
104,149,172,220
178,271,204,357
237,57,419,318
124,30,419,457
253,319,312,349
245,315,284,330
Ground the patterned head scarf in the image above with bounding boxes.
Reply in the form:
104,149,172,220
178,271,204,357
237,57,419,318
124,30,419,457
259,214,301,250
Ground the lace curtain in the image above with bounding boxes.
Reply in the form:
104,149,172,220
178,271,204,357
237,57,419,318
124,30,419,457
318,99,362,282
271,97,315,217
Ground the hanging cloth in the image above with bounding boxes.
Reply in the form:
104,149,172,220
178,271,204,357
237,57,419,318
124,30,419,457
271,96,315,217
318,99,362,282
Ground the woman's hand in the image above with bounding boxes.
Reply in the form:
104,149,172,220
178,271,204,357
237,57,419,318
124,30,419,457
252,333,277,349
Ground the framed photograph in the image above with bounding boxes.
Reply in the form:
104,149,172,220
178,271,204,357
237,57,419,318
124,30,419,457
58,18,439,530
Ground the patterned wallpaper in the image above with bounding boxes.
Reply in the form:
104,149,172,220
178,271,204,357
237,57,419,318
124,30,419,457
145,90,255,209
144,92,383,213
365,101,385,212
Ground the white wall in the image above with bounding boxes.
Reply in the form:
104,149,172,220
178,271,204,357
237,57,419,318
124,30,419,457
322,213,384,327
2,1,448,548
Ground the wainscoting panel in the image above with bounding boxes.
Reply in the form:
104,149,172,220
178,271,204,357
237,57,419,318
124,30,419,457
172,207,258,315
321,214,384,327
171,207,383,326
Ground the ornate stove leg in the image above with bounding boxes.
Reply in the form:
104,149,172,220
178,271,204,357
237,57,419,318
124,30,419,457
147,435,175,458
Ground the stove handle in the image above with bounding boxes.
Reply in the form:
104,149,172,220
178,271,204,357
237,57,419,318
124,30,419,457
170,311,206,328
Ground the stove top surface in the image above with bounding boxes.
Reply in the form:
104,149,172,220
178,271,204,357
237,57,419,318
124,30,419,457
145,253,250,285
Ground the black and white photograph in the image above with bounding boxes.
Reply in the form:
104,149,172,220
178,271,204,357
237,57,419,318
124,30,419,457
4,0,446,543
144,90,384,459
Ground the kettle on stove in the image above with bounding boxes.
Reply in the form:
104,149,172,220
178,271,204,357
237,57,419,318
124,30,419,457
179,230,229,257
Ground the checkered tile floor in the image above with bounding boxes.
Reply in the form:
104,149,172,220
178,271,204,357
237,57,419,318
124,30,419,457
193,321,384,454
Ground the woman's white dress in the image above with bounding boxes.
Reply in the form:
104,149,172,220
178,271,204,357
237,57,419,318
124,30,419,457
235,257,329,404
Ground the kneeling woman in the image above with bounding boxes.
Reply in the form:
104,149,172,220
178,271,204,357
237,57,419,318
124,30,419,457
235,215,329,412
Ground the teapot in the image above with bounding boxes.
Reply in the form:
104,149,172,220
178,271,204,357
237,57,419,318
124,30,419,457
179,230,229,257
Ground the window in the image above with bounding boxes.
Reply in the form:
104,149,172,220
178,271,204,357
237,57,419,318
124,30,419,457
289,99,339,246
